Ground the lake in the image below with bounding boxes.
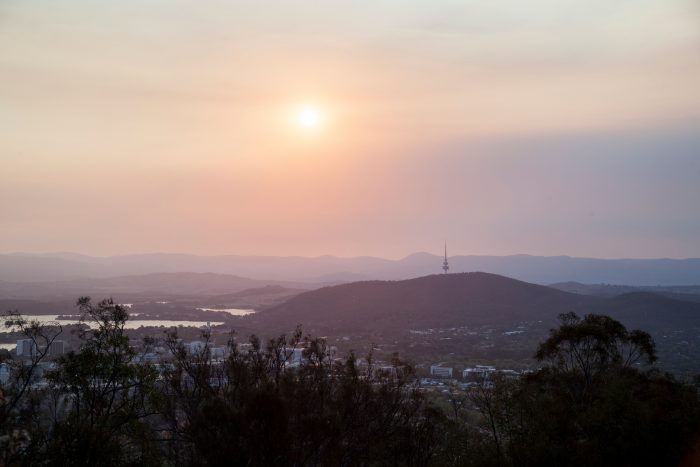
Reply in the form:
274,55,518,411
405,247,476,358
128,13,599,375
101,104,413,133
196,307,255,316
1,315,223,333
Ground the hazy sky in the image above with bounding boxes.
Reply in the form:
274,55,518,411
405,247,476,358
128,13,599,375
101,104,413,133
2,0,699,258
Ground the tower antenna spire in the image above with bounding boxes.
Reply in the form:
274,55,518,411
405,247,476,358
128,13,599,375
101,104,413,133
442,241,450,274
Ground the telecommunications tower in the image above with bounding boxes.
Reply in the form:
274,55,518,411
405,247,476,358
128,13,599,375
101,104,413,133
442,242,450,274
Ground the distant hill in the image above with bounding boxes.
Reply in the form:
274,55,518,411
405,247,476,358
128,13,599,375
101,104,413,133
603,292,700,329
3,252,700,286
196,285,308,309
0,272,310,300
548,281,641,297
251,273,588,334
250,273,700,335
213,285,306,300
549,281,700,303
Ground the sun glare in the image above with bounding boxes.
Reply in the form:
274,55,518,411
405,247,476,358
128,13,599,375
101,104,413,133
298,107,321,128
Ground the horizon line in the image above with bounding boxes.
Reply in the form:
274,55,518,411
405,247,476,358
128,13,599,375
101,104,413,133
3,251,699,262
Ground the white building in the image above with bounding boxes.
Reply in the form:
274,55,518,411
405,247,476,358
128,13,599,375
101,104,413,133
462,365,497,381
278,348,305,367
16,339,37,358
0,363,11,385
185,341,207,354
289,348,304,364
499,369,520,379
210,346,226,360
279,345,337,368
430,365,453,378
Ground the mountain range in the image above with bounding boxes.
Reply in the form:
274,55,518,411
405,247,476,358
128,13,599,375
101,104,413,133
2,252,700,286
0,272,309,301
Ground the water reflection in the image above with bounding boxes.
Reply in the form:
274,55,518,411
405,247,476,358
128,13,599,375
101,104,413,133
1,315,223,333
196,307,255,316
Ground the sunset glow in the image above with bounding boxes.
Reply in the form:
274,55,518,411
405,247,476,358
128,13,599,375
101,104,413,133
298,107,322,129
1,3,699,462
1,1,699,258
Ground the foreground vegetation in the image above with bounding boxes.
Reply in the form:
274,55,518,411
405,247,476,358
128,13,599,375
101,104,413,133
1,299,699,466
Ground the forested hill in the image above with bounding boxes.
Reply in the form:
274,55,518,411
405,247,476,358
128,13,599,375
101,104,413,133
251,272,700,335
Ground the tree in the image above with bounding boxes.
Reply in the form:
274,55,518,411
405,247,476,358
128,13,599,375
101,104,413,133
161,328,440,466
476,313,700,467
1,311,63,465
536,312,655,379
39,298,162,466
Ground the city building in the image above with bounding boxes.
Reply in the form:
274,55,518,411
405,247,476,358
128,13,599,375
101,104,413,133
430,365,453,378
185,341,207,354
16,339,37,358
289,348,304,364
374,366,399,379
0,363,11,385
210,346,226,360
462,365,496,381
47,340,65,357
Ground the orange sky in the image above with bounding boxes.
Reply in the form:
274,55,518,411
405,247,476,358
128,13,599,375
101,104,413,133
1,1,699,258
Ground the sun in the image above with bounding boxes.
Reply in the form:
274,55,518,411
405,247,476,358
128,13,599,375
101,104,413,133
297,106,321,128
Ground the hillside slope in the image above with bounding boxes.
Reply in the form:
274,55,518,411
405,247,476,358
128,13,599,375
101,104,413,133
252,273,700,335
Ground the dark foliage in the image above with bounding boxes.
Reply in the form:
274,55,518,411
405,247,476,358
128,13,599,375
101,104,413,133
2,303,699,467
1,298,163,466
159,327,440,466
457,313,700,467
